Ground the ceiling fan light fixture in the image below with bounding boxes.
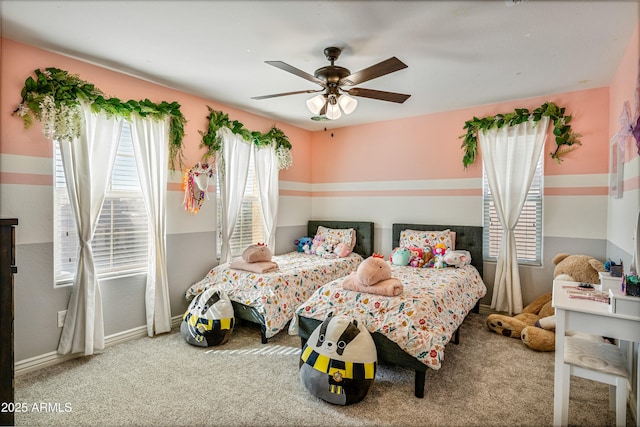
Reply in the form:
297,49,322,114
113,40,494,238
306,94,326,115
338,94,358,115
326,102,342,120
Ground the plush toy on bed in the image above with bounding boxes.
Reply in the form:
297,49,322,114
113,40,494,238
294,237,313,254
485,253,606,351
181,287,235,347
299,313,377,405
429,243,448,268
342,255,403,296
408,246,425,268
310,235,325,255
390,247,410,266
442,249,471,268
242,243,272,263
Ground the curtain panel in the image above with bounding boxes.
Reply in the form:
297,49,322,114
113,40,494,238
480,116,549,315
130,115,172,336
57,104,123,356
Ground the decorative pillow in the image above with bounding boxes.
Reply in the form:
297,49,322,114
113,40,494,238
316,226,357,252
399,229,453,251
299,313,376,405
334,242,351,258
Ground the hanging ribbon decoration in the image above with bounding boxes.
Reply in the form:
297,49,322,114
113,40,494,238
182,162,214,214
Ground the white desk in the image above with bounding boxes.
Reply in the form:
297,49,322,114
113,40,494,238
553,279,640,426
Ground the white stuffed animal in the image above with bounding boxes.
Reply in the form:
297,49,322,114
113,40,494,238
442,250,472,268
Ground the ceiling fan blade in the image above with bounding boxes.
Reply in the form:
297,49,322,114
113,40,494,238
265,61,326,86
345,88,411,104
251,89,324,100
339,57,408,86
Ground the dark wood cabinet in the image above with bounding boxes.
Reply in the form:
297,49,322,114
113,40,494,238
0,219,17,426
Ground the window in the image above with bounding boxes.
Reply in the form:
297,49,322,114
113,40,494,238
483,152,543,265
216,150,265,258
54,123,149,286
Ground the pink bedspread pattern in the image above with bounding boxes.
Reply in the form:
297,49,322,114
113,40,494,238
296,263,487,370
185,251,363,339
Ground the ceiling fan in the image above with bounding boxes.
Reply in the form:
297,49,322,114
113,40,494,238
251,47,410,121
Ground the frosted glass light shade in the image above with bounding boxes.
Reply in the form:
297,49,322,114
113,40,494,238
306,94,326,115
326,102,342,120
338,94,358,114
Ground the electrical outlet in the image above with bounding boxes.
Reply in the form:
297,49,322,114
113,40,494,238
57,310,67,328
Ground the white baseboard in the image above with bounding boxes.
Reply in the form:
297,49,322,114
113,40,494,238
15,315,183,376
478,303,493,315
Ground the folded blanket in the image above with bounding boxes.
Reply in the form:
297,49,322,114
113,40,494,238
229,258,279,273
342,272,403,296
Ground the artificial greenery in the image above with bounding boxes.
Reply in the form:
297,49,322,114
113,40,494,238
13,67,187,169
200,106,293,169
460,101,581,168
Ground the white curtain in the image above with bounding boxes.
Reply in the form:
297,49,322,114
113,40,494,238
217,128,251,263
254,144,279,250
130,115,172,337
57,104,123,355
480,116,549,315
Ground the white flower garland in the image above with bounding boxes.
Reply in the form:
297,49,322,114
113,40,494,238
38,95,83,141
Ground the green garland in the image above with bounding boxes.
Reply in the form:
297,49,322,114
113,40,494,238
460,102,581,168
13,68,187,170
200,106,293,170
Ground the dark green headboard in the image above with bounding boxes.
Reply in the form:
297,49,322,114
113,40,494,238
392,223,483,277
308,220,375,258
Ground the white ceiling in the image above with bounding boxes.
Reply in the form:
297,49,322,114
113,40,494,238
1,1,638,131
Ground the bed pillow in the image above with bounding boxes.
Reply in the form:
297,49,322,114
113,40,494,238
316,226,357,252
399,229,454,251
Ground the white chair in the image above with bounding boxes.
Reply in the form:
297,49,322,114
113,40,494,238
563,335,630,427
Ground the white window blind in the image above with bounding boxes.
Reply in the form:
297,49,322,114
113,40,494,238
483,152,543,265
217,151,265,258
54,123,149,286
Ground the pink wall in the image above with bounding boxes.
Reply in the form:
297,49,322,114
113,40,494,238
609,23,639,163
310,88,610,184
0,38,312,184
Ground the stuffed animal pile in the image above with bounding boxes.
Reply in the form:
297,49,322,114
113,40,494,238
485,253,606,351
294,233,352,258
389,244,471,270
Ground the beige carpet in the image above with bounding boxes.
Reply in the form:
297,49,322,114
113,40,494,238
14,313,634,426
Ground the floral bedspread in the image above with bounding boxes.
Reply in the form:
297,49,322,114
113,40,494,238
295,263,487,370
185,252,363,338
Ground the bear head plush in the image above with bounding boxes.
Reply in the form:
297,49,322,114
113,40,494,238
485,253,606,352
553,253,605,284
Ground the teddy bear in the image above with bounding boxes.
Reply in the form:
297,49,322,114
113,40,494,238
485,253,606,351
552,253,605,284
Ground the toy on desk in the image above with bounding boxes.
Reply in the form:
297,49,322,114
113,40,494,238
623,273,640,297
604,259,623,277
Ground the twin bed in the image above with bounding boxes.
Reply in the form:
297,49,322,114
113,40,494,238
185,221,375,343
186,221,487,398
295,224,487,398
